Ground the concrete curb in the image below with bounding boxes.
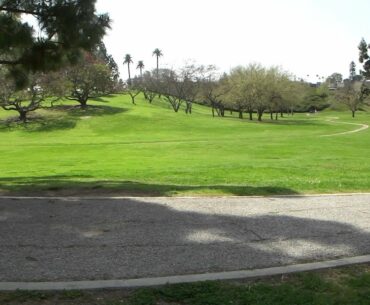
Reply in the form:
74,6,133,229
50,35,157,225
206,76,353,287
0,193,370,200
1,255,370,291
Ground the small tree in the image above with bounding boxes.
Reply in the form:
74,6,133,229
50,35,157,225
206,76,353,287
0,72,63,122
66,54,113,108
140,71,158,103
336,81,365,118
125,77,141,105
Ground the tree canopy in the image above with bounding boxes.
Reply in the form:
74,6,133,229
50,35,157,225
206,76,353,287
359,38,370,79
0,0,110,87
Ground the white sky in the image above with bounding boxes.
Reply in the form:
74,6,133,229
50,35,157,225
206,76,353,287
97,0,369,82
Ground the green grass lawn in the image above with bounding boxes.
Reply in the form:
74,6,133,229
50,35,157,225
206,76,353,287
1,264,370,305
0,94,369,196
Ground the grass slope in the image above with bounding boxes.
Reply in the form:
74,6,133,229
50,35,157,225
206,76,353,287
0,94,369,196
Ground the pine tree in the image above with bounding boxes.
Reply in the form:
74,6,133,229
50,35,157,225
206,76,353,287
359,38,370,79
0,0,110,88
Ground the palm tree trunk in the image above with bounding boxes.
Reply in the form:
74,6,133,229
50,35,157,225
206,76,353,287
156,56,159,78
127,63,131,83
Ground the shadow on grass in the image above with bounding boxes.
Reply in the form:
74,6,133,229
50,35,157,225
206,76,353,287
49,104,128,117
0,105,128,132
0,114,77,132
0,175,300,196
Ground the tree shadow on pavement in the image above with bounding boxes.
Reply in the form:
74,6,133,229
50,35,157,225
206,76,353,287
0,196,369,281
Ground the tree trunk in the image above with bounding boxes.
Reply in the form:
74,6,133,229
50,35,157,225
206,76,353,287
127,64,131,84
239,111,243,119
19,111,27,122
352,110,355,118
212,107,215,117
270,112,273,120
258,111,263,121
275,112,278,120
79,100,88,109
156,57,159,78
280,111,284,117
249,111,253,120
130,94,136,105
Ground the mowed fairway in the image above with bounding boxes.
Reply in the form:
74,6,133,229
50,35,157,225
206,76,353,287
0,94,369,196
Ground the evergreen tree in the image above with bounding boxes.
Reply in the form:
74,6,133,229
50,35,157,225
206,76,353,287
0,0,110,87
349,61,356,80
359,38,370,79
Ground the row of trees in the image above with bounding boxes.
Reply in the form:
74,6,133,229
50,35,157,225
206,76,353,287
1,1,369,123
126,63,328,120
124,39,370,119
123,48,163,83
0,0,117,121
0,43,120,121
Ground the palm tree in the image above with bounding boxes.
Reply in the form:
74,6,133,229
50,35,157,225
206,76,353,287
137,60,145,78
152,48,163,78
123,54,133,84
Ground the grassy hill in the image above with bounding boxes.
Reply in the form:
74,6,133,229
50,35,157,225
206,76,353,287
0,94,369,196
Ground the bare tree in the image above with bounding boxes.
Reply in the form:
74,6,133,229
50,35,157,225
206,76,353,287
336,81,367,117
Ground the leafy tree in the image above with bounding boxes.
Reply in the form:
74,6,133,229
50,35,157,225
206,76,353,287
359,38,370,79
152,48,163,78
0,71,64,122
0,0,110,88
227,66,252,119
123,54,133,84
94,42,120,87
326,73,343,89
65,53,113,108
283,81,307,115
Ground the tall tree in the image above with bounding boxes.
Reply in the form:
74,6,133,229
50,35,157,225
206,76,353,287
359,38,370,79
94,42,120,85
123,54,133,84
0,0,110,88
137,61,145,78
349,61,356,80
152,48,163,78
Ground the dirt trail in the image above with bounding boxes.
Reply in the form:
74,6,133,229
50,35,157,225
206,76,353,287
321,117,368,137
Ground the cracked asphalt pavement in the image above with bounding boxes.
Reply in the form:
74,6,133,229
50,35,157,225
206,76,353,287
1,194,370,281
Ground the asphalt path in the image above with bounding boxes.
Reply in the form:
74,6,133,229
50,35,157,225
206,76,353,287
1,194,370,282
